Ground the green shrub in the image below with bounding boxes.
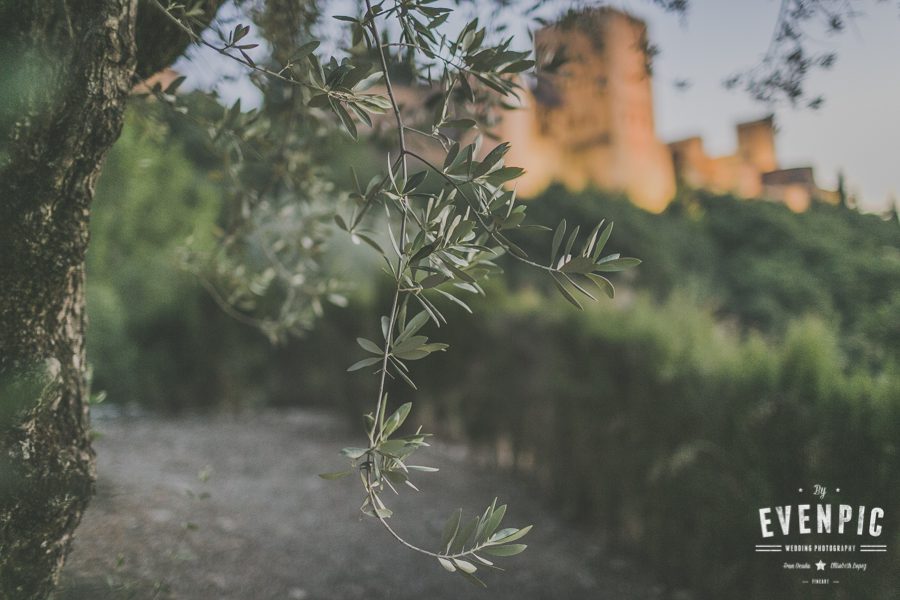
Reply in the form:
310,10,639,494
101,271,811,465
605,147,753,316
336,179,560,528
523,187,900,368
86,107,272,410
314,288,898,598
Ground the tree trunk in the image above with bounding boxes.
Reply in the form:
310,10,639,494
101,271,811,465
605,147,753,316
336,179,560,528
0,1,227,595
0,2,137,598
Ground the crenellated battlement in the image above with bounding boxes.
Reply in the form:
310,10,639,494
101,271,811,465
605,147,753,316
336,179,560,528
499,8,837,212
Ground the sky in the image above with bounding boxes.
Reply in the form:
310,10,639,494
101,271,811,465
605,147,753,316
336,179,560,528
178,0,900,212
637,0,900,212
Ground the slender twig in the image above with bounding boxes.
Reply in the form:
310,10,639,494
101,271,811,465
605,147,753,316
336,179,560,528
196,276,272,330
762,0,793,65
364,0,409,446
159,0,522,563
403,149,555,273
363,467,500,561
150,0,312,89
355,1,480,561
384,42,481,78
367,6,408,181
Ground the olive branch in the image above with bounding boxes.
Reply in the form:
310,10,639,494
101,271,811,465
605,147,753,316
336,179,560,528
153,0,639,586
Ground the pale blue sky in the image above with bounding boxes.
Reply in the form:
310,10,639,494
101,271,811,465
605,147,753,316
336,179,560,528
178,0,900,211
640,0,900,212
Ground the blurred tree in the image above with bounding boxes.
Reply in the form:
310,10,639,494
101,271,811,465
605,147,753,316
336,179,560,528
837,169,848,208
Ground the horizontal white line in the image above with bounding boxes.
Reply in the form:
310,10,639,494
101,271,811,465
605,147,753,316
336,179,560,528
860,545,887,548
860,549,886,552
755,545,782,548
755,549,782,552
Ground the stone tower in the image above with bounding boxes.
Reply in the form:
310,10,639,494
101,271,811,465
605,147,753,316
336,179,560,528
500,8,676,212
669,116,778,200
737,115,778,174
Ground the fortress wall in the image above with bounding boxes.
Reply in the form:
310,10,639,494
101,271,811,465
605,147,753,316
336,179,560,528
603,11,675,212
668,117,778,199
736,116,778,174
490,9,831,213
500,8,675,213
499,90,560,198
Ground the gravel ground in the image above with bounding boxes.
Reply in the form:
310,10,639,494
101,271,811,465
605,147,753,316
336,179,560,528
55,408,662,600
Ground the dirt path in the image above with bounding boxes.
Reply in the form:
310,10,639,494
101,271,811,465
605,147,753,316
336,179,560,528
56,408,661,600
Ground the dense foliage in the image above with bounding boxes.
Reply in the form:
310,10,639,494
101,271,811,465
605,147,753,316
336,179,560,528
524,187,900,369
88,125,899,593
89,66,899,600
87,108,239,410
376,291,899,598
285,186,900,595
117,0,648,582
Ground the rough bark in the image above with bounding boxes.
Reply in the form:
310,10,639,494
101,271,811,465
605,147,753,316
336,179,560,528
0,1,228,597
0,2,138,598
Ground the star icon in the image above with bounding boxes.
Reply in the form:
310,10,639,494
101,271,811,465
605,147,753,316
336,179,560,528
815,560,826,571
